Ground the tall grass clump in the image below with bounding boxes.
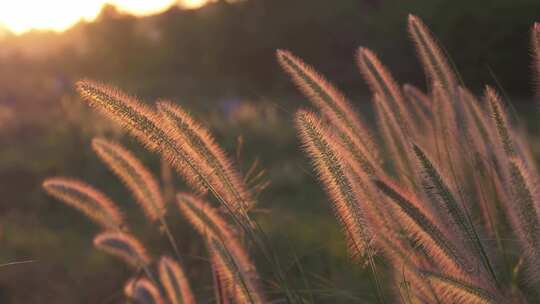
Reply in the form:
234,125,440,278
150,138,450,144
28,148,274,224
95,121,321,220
45,80,289,302
43,13,540,303
280,14,540,303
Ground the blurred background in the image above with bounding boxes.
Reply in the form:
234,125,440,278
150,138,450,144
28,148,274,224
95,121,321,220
1,0,540,302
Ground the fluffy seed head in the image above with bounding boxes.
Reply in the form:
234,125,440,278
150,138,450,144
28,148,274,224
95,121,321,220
407,15,457,93
374,179,471,276
422,271,500,304
402,84,432,132
412,144,472,240
357,47,415,136
177,193,256,275
176,193,235,240
94,231,150,267
125,277,165,304
76,80,164,153
403,84,431,109
42,177,123,230
210,254,234,304
505,157,540,285
158,256,196,304
76,79,207,194
158,101,253,212
277,49,379,162
378,236,440,302
532,22,540,101
209,238,265,304
376,92,416,173
92,138,165,222
485,86,515,157
176,193,263,300
295,109,373,259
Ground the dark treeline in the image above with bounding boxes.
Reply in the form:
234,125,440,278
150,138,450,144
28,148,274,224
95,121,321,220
1,0,540,106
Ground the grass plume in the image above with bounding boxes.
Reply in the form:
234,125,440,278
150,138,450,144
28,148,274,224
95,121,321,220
277,49,379,164
295,109,386,302
373,93,415,184
209,238,265,304
422,271,500,304
506,157,540,284
374,179,471,276
357,47,415,136
532,22,540,100
158,101,253,212
158,256,196,304
76,80,207,194
44,12,540,303
125,277,165,304
176,193,265,304
412,144,473,241
92,138,165,221
485,86,515,157
407,15,457,93
295,110,372,258
93,231,150,268
42,178,124,230
402,84,432,132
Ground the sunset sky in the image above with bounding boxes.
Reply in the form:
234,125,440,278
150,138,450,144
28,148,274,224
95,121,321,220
0,0,208,34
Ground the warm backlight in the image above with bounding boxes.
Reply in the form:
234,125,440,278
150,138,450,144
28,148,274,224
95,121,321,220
0,0,208,35
181,0,210,9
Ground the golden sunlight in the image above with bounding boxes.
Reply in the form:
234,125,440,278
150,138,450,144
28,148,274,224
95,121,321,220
180,0,210,9
0,0,208,35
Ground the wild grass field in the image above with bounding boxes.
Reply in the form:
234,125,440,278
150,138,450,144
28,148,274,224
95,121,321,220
34,13,540,304
1,1,540,303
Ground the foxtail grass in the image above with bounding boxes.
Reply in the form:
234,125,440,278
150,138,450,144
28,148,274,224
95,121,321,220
506,157,540,284
176,193,265,304
211,254,233,304
93,231,151,268
209,238,265,304
402,84,432,133
295,110,373,259
485,86,515,157
421,271,499,304
357,47,415,137
282,13,540,303
532,23,540,101
92,138,165,221
43,178,124,230
374,179,471,276
277,50,380,166
295,110,387,303
125,277,165,304
158,256,196,304
92,137,185,261
158,101,253,212
76,80,207,194
373,93,415,184
43,12,540,304
407,14,457,93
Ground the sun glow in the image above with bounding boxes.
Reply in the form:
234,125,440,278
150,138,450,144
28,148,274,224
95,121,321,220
180,0,210,9
0,0,208,35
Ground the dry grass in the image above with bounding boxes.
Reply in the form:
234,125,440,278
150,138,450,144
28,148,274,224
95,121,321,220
41,14,540,303
280,14,540,303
